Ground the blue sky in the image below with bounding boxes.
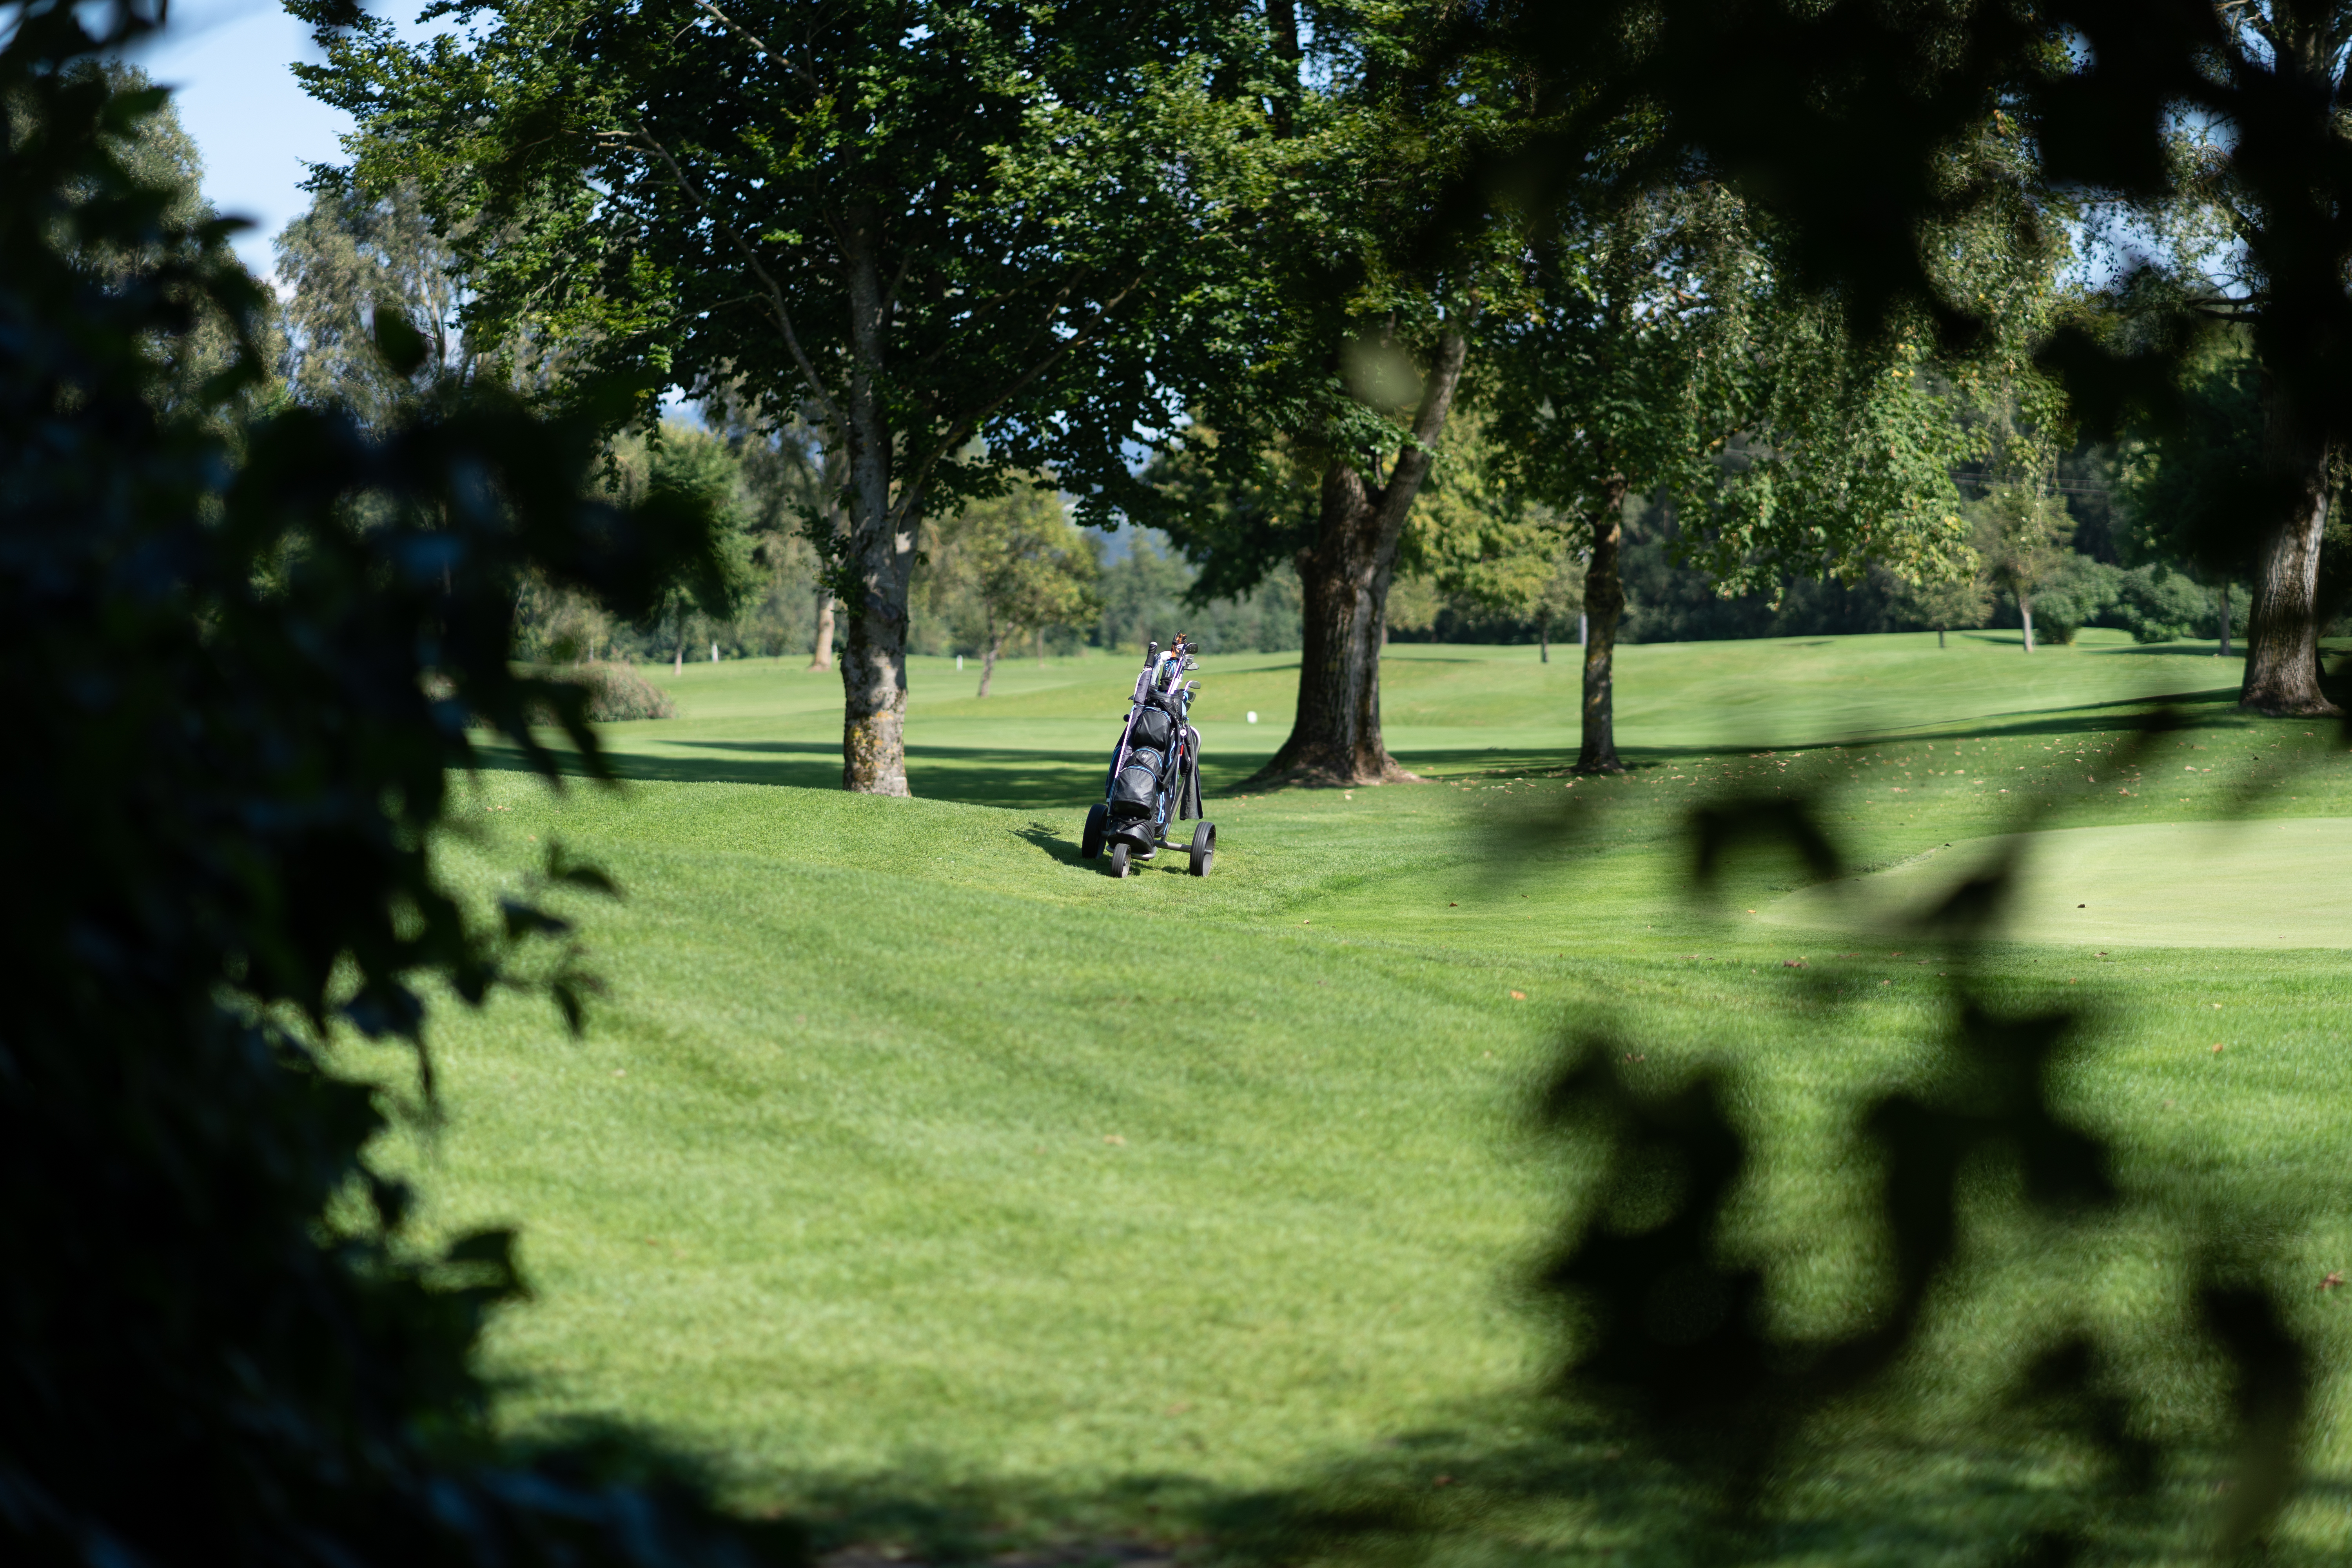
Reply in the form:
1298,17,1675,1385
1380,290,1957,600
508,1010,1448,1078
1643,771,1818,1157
117,0,362,279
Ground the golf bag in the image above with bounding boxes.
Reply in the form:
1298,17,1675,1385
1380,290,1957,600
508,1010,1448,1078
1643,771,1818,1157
1082,636,1215,877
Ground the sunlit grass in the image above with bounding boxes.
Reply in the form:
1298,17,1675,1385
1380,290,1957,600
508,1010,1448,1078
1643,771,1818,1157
357,630,2352,1564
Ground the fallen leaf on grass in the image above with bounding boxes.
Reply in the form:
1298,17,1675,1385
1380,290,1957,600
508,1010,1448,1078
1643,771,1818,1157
2323,1272,2344,1294
1509,989,1526,1000
2211,1044,2225,1054
1103,1134,1127,1145
1782,958,1808,968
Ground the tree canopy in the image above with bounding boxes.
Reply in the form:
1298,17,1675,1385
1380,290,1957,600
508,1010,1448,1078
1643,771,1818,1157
297,0,1270,792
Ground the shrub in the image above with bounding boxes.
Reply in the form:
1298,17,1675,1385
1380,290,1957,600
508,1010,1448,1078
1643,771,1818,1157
563,661,679,721
2025,554,2120,644
2109,563,2218,643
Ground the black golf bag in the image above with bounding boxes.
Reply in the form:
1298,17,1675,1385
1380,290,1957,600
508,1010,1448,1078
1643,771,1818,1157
1082,637,1215,877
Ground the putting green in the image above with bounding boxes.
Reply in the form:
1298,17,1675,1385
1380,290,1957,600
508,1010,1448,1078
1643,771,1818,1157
1766,816,2352,947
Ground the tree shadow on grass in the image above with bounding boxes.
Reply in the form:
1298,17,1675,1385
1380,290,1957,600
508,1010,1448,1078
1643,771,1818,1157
468,739,1272,813
519,1393,2352,1568
2087,643,2238,658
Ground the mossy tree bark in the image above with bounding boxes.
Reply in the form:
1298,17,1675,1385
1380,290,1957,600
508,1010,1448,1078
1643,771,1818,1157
1246,328,1468,787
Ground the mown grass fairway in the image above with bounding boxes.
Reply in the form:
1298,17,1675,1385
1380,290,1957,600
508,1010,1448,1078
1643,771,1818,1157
364,629,2352,1565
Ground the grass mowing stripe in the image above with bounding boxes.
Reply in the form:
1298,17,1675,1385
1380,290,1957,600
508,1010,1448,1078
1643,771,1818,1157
361,630,2352,1562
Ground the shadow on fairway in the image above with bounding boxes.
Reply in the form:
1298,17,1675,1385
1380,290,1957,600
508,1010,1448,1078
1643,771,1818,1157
469,739,1274,812
465,681,2247,810
561,1395,2352,1568
2088,643,2238,658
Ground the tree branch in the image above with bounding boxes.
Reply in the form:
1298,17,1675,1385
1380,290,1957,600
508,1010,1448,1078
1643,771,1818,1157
691,0,817,91
629,121,844,432
890,275,1144,532
1370,327,1470,537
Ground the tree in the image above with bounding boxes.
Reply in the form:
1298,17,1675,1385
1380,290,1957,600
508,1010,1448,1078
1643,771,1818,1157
50,58,278,421
1487,181,1970,771
1146,7,1517,787
297,0,1265,794
2115,338,2266,655
4,10,769,1559
612,424,761,673
1972,482,2073,652
931,483,1100,697
2098,3,2352,711
1398,412,1583,659
1459,0,2352,717
276,178,469,422
1897,566,1993,648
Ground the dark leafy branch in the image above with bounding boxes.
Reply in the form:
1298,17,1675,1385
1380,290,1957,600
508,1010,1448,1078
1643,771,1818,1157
1533,707,2325,1557
2,7,777,1561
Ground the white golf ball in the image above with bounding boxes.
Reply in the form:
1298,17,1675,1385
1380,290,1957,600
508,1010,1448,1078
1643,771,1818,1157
1246,711,1258,723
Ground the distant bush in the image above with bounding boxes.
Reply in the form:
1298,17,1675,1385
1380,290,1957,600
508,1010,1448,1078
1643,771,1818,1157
561,661,677,721
2025,554,2121,644
2109,563,2218,642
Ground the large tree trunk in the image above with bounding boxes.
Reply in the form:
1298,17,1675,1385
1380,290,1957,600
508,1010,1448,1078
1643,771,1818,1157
1246,328,1468,788
808,593,835,671
2238,0,2340,717
2219,581,2231,658
2241,387,2337,712
837,216,919,793
2019,595,2036,653
1577,477,1630,774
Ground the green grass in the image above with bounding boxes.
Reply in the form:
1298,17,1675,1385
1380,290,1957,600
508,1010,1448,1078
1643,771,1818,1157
360,627,2352,1564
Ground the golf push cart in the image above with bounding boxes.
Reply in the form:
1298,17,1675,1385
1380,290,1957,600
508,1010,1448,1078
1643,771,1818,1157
1082,634,1215,878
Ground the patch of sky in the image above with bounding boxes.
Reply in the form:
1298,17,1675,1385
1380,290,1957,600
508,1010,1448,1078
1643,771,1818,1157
109,0,456,279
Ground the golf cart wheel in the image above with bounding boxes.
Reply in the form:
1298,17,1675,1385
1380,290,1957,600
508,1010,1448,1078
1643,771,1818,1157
1082,802,1107,859
1188,822,1216,877
1108,841,1130,878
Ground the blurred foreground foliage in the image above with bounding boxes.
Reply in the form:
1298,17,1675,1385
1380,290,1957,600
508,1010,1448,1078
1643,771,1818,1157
0,7,787,1563
1530,720,2333,1561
